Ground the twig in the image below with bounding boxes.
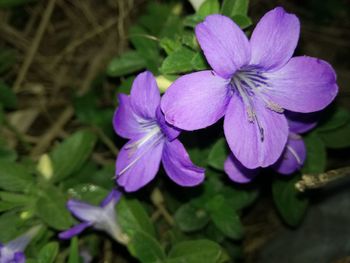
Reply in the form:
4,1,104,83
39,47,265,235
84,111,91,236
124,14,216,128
103,239,113,263
92,153,114,166
50,18,118,68
24,3,44,36
78,32,116,95
73,1,100,29
2,119,32,151
151,210,162,222
30,106,74,157
295,167,350,192
13,0,57,92
151,188,175,226
92,127,119,156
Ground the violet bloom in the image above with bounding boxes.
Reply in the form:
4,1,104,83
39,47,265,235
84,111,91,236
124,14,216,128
161,7,338,169
114,71,205,192
0,226,40,263
224,112,317,183
59,189,128,244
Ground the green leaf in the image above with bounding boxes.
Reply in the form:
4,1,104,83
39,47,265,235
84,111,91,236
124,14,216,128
159,12,184,39
0,145,17,162
118,75,135,94
0,191,36,205
0,49,16,73
221,0,249,16
193,173,224,204
0,212,23,241
91,164,116,189
208,138,228,171
68,237,80,263
183,15,204,28
181,32,200,50
222,186,258,211
128,230,166,263
129,26,159,73
73,92,114,136
187,145,212,168
106,51,146,77
0,82,17,109
37,242,59,263
175,203,210,232
51,130,97,182
301,133,326,174
167,239,224,263
0,201,22,212
67,183,109,205
138,2,183,39
35,186,72,230
204,223,226,243
232,15,252,29
61,161,98,189
138,2,172,36
272,176,308,227
0,160,33,192
197,0,220,18
160,46,207,74
206,195,244,239
117,197,156,237
160,38,182,55
316,107,350,132
318,122,350,149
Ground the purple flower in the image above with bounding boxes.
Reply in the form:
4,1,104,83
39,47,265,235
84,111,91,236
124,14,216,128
59,189,128,244
161,7,338,169
113,71,205,192
0,226,40,263
224,112,317,183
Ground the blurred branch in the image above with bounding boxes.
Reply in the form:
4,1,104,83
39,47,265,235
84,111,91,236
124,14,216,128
30,106,74,158
92,127,119,156
50,17,118,69
13,0,57,92
295,167,350,192
151,188,175,226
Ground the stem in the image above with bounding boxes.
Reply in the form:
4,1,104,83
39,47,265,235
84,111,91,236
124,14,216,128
295,167,350,192
150,188,175,226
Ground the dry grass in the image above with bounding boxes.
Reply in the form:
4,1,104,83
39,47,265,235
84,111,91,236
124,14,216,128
0,0,139,158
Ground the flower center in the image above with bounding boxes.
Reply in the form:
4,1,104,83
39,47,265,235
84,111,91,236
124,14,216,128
230,68,284,142
117,124,163,176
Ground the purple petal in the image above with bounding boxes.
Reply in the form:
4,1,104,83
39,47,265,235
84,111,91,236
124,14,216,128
162,139,205,187
195,15,251,78
58,222,91,240
224,94,288,169
156,107,180,141
161,70,231,131
285,111,319,134
13,251,25,263
265,56,338,113
6,226,40,253
130,71,160,120
224,154,260,183
116,135,164,192
100,189,122,208
113,94,146,139
272,133,306,174
250,7,300,71
0,247,11,262
67,200,102,222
